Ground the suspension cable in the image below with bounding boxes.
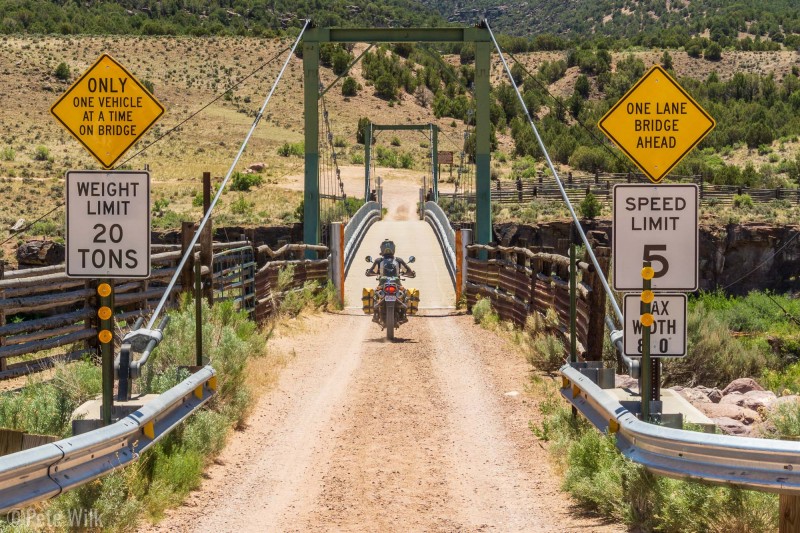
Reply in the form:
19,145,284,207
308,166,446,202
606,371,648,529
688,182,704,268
485,20,623,325
146,19,311,329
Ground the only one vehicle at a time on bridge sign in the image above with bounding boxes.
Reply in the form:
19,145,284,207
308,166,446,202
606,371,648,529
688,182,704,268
598,65,715,184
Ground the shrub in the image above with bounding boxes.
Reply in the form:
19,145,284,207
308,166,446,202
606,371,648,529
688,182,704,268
54,62,70,81
0,146,14,161
230,171,263,192
578,191,602,219
733,193,754,209
375,73,398,100
528,334,566,373
277,141,304,157
471,296,497,326
33,145,52,161
342,76,359,97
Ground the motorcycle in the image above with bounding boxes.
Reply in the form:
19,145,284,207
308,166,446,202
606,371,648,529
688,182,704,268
362,255,419,340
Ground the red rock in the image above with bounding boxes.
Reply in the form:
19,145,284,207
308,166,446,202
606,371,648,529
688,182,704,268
721,377,764,396
713,417,749,436
697,403,761,424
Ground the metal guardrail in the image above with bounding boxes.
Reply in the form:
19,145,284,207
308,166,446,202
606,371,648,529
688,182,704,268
560,364,800,494
424,201,456,285
0,366,216,512
343,201,380,276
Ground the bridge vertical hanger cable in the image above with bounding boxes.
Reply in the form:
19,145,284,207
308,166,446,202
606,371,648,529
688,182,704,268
146,20,311,329
485,21,624,325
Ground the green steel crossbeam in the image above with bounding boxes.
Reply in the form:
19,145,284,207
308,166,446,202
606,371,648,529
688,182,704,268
303,25,492,251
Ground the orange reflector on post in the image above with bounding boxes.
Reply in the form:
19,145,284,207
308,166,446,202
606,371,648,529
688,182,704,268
641,267,655,280
640,290,655,304
98,330,113,344
640,313,655,327
98,306,112,320
97,283,112,297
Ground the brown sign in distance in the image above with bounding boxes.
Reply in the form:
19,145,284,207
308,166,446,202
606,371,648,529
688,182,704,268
598,65,715,183
50,54,164,169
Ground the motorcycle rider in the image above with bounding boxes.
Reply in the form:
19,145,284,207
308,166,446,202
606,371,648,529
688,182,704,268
365,239,416,278
365,239,416,325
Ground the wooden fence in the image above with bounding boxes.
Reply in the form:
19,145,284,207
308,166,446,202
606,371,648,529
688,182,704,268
445,171,800,207
0,237,329,380
253,244,329,323
465,235,610,360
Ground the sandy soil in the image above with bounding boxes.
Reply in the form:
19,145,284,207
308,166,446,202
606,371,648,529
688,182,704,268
144,312,620,532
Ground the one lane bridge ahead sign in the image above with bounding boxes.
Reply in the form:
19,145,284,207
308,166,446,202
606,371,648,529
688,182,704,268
66,170,150,278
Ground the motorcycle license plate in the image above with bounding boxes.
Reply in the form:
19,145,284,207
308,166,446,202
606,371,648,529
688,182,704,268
384,295,397,302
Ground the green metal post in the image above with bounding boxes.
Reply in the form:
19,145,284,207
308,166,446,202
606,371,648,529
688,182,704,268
474,40,492,247
195,259,203,367
303,41,321,253
98,280,114,425
365,121,372,201
569,224,577,363
431,124,439,201
641,265,652,422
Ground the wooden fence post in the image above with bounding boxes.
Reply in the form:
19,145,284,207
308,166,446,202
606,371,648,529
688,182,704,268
584,231,611,361
0,262,5,372
181,222,196,296
780,494,800,533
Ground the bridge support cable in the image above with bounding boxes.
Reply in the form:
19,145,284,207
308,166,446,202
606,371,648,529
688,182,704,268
485,22,623,326
146,20,310,330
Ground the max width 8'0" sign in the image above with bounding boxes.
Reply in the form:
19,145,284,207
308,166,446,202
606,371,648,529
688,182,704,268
66,170,150,278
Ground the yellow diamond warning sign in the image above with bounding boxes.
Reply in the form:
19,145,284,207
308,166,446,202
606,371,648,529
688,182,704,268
598,65,714,183
50,54,164,169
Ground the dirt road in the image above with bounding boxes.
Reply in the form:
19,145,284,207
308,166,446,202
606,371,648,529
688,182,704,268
148,312,619,532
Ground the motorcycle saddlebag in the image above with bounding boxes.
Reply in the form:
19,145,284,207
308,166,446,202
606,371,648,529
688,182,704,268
362,288,374,314
407,288,420,315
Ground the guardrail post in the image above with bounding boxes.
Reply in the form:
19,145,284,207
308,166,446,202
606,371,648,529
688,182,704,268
781,494,800,533
569,223,577,364
459,229,472,304
330,222,345,306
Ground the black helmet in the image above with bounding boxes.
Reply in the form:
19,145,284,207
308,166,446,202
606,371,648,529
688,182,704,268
381,239,395,256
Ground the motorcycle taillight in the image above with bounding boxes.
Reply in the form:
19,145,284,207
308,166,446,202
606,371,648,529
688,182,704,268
386,285,397,294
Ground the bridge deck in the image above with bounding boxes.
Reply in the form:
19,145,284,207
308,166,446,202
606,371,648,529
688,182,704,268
344,219,455,310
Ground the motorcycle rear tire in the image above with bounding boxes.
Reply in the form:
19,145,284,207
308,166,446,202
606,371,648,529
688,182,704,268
386,303,395,340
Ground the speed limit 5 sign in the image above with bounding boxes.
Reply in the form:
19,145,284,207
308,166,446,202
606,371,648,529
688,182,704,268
612,184,698,291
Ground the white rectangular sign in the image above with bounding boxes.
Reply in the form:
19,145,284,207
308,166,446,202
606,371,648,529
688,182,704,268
613,184,698,291
623,293,687,357
66,170,150,278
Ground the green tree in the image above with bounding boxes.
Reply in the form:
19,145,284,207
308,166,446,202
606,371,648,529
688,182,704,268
579,191,602,219
54,62,70,81
704,42,723,61
356,117,371,145
342,77,359,97
375,73,397,100
661,50,673,70
574,74,590,98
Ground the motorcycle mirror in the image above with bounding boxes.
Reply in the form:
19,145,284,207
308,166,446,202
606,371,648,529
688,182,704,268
408,256,416,263
365,255,373,263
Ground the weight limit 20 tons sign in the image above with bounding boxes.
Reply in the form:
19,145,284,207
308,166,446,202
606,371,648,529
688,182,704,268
613,184,698,292
66,171,150,278
623,293,687,357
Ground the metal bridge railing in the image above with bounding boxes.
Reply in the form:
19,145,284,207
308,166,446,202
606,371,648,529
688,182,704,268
0,366,216,512
343,201,380,276
423,201,456,285
560,364,800,494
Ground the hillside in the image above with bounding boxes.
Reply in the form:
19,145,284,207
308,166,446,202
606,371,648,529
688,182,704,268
422,0,800,50
0,0,443,36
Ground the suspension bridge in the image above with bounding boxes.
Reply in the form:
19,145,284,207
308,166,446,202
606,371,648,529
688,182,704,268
1,20,799,532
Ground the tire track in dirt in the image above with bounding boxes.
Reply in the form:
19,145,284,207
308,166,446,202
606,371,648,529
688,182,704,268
147,312,620,532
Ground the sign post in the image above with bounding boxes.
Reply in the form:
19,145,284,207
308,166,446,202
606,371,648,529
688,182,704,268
53,53,163,424
601,65,713,423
